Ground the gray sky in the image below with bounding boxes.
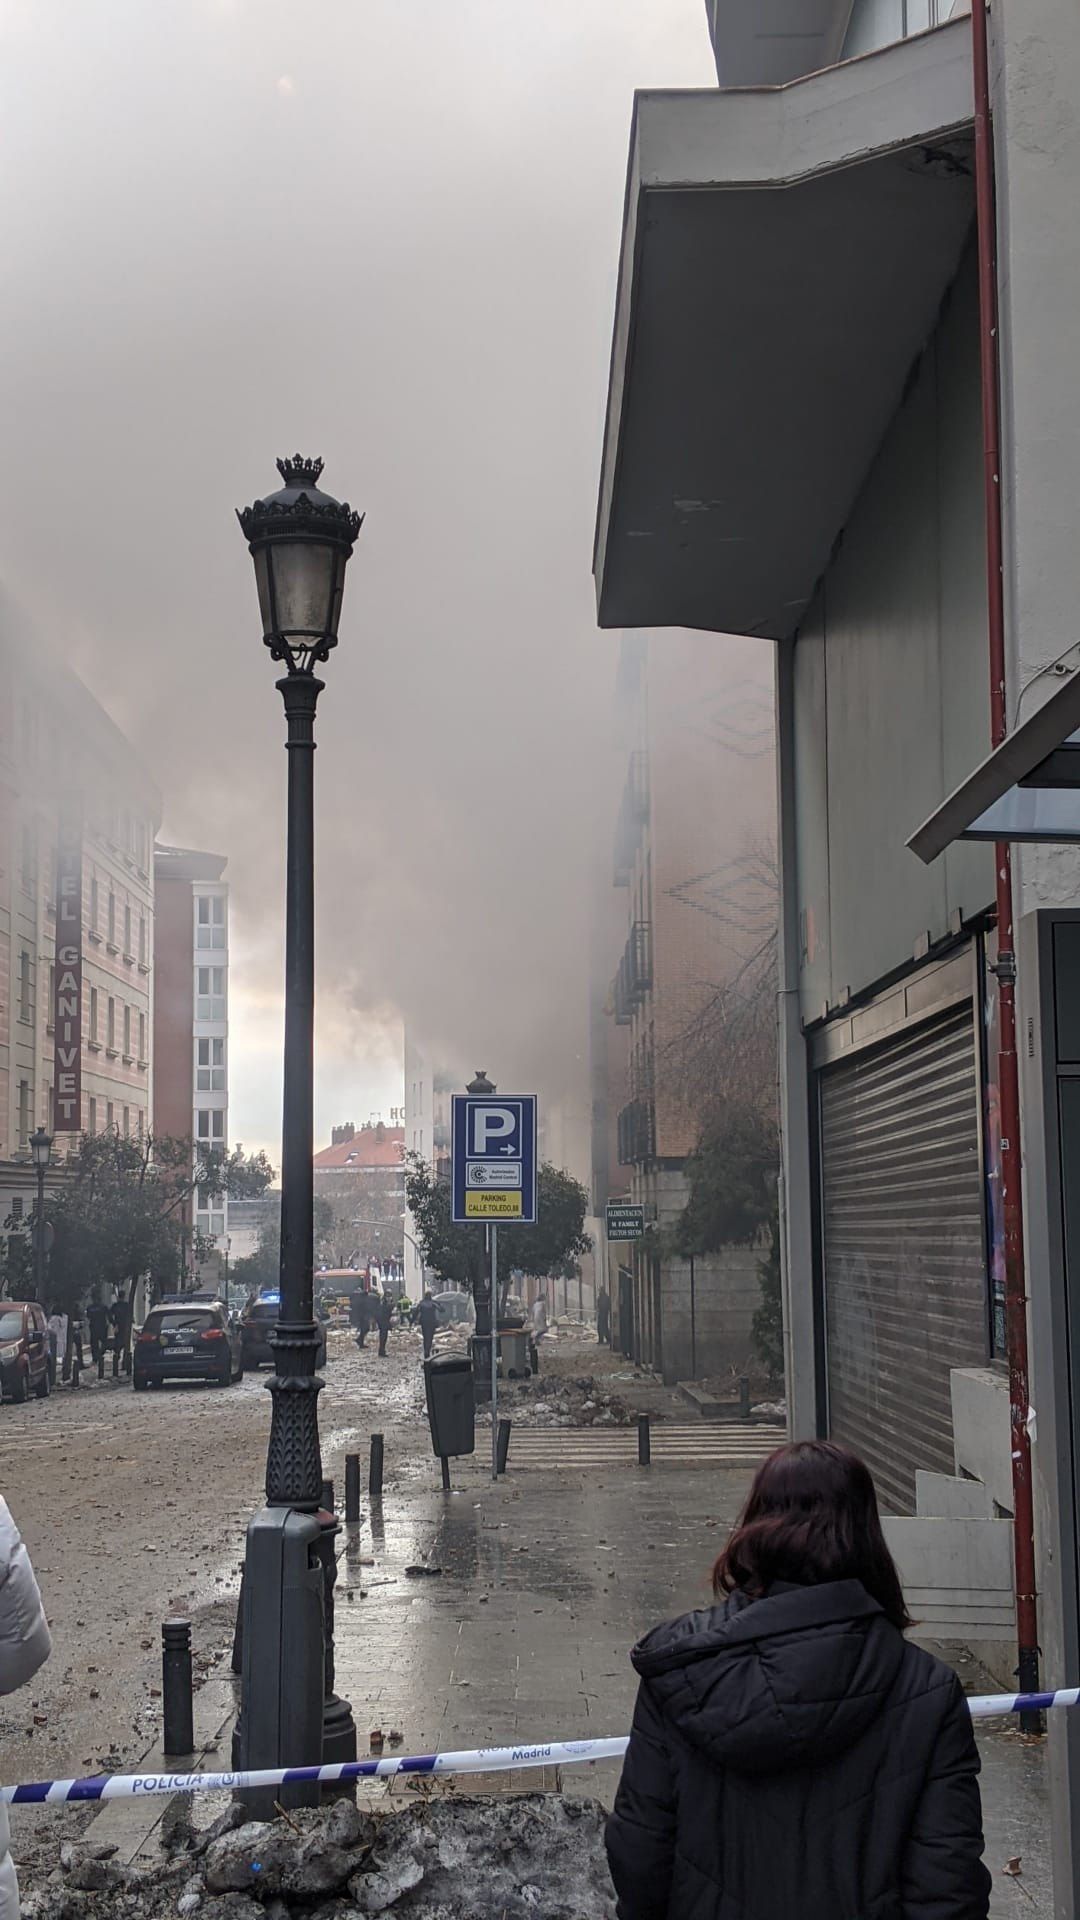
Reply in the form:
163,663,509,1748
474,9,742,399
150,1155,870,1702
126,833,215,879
0,0,714,1169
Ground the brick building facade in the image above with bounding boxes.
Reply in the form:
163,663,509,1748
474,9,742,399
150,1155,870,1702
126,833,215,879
595,631,775,1382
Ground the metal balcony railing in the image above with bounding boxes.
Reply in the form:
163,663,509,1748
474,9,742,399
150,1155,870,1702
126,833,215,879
617,1098,656,1167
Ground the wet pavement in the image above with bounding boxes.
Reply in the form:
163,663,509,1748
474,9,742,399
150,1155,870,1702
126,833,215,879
0,1329,1056,1912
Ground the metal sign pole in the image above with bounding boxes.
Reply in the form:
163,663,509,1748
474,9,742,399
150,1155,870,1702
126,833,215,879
490,1224,499,1480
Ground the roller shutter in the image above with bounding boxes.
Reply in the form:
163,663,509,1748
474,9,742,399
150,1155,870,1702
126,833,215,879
819,1002,988,1515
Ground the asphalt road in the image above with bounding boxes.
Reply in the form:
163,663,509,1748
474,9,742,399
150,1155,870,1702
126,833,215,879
0,1327,427,1797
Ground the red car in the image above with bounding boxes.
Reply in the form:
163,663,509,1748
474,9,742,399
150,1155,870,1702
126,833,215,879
0,1302,51,1403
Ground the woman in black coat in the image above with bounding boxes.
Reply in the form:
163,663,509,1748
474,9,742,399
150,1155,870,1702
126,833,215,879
606,1440,991,1919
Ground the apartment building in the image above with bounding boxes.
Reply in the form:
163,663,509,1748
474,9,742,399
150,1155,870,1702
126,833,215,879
313,1121,405,1271
595,0,1080,1896
593,632,774,1381
0,613,159,1162
152,846,229,1248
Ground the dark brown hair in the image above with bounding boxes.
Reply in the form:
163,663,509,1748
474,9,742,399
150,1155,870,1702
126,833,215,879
712,1440,910,1631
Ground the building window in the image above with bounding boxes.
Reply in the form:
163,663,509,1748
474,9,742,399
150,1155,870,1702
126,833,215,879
123,1106,130,1137
90,986,99,1043
139,916,147,966
196,966,226,1020
18,950,31,1024
20,820,36,895
89,876,99,938
107,997,116,1050
47,963,55,1029
88,1096,97,1134
137,1108,144,1137
17,1081,29,1149
196,1210,225,1239
10,1196,22,1222
107,892,116,946
106,1101,114,1132
196,1109,225,1144
196,895,226,949
196,1037,225,1091
47,1084,54,1131
123,1004,131,1056
138,1011,146,1061
124,904,132,955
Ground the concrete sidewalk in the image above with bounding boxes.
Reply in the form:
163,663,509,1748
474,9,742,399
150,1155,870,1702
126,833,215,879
330,1436,1051,1916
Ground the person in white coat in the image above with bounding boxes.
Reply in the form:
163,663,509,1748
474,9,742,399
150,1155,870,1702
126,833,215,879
0,1501,51,1920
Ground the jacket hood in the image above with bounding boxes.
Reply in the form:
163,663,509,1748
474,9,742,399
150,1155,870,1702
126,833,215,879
633,1580,905,1775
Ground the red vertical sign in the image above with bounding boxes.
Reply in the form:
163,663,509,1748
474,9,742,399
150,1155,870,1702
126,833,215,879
53,813,83,1132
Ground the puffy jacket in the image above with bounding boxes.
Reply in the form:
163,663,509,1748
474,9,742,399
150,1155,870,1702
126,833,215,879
0,1500,51,1920
606,1580,991,1920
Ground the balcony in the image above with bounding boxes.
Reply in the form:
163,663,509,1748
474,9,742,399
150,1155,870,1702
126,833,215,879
612,921,653,1024
617,1098,656,1167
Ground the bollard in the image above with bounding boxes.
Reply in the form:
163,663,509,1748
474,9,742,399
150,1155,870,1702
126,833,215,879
162,1619,195,1757
344,1453,361,1524
738,1376,751,1423
321,1477,335,1515
441,1456,451,1493
369,1433,384,1501
496,1418,512,1476
231,1568,245,1675
97,1353,105,1381
637,1415,651,1466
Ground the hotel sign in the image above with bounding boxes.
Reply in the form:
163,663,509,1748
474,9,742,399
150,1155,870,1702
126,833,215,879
53,813,83,1132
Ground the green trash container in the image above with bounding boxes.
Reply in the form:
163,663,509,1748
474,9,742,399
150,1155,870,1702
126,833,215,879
423,1352,476,1458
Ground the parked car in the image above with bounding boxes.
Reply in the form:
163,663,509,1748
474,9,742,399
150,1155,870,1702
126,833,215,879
0,1302,51,1403
240,1292,328,1369
133,1300,243,1390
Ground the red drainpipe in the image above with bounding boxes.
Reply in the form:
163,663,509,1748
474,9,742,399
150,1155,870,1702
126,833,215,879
970,0,1040,1712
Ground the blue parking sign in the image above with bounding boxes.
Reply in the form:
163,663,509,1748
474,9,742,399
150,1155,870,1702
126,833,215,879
452,1094,537,1225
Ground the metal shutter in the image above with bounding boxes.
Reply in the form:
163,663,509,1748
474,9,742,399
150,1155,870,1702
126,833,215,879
820,1002,988,1515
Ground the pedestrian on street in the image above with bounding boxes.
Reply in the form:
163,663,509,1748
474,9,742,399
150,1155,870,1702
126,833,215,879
86,1291,109,1365
352,1289,373,1350
375,1290,395,1358
109,1293,132,1378
596,1285,611,1345
413,1290,438,1360
0,1496,51,1920
606,1440,991,1920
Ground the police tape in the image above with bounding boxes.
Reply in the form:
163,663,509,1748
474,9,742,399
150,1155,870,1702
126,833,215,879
2,1694,1072,1806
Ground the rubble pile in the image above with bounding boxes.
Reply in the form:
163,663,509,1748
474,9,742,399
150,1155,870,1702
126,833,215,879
26,1793,616,1920
486,1376,637,1429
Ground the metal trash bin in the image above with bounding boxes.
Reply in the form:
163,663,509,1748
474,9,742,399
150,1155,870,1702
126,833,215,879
423,1353,476,1458
498,1328,531,1379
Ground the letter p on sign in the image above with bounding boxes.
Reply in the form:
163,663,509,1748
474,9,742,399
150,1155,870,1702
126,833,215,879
471,1106,517,1156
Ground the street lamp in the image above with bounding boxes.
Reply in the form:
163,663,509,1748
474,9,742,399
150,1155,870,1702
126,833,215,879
29,1127,51,1304
235,456,362,1800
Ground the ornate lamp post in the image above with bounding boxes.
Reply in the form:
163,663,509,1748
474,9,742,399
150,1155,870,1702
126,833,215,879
235,457,362,1793
29,1127,52,1303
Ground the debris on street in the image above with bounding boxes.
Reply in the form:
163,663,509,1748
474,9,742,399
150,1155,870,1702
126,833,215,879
24,1795,616,1920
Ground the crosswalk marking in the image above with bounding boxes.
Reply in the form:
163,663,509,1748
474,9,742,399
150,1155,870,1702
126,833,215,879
503,1423,786,1471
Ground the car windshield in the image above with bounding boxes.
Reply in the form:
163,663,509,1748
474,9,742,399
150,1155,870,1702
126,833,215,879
0,1311,23,1341
144,1309,216,1334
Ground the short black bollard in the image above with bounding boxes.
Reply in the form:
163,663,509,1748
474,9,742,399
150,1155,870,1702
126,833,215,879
97,1353,105,1381
162,1618,195,1756
440,1455,451,1493
637,1414,651,1466
344,1453,361,1524
738,1376,751,1423
321,1476,335,1515
496,1418,512,1476
369,1432,384,1501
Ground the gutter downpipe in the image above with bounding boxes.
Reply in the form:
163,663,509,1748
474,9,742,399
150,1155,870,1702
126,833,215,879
971,0,1041,1730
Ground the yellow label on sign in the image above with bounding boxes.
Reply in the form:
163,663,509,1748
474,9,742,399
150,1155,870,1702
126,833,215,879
464,1190,524,1218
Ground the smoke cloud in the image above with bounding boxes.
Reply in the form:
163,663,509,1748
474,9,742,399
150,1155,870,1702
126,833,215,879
0,0,715,1169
